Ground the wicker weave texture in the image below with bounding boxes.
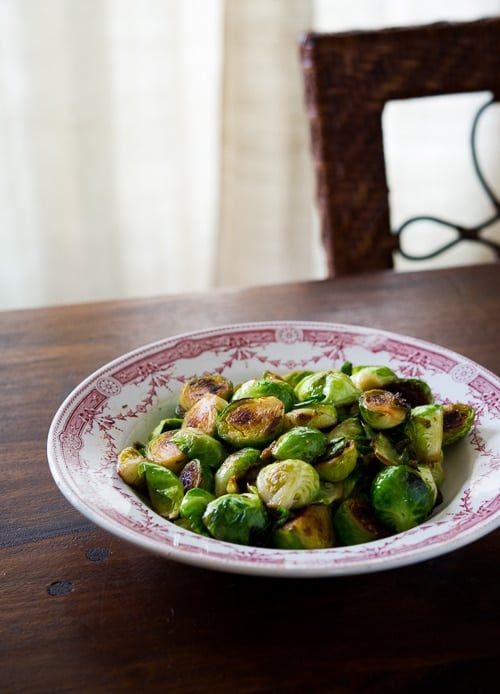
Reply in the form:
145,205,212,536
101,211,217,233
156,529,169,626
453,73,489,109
299,18,500,276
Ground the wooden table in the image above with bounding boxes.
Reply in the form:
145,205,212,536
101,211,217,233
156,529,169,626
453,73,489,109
2,263,499,693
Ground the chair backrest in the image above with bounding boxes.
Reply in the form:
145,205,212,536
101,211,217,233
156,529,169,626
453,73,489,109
299,17,500,277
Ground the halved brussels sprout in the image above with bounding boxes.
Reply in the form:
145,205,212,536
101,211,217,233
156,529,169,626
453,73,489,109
385,378,434,407
442,403,475,446
116,446,148,488
371,464,435,532
371,431,411,467
417,464,438,506
358,389,410,430
333,497,389,545
282,370,315,388
314,437,358,482
328,416,371,454
282,404,338,431
273,504,334,549
181,393,228,436
214,447,262,496
405,403,443,463
232,372,297,411
294,370,361,407
140,462,184,519
350,365,398,391
216,396,285,449
146,432,188,474
170,427,227,469
179,459,214,493
267,426,329,464
316,479,345,505
149,417,183,439
179,488,215,534
255,459,320,509
202,493,269,545
177,375,233,414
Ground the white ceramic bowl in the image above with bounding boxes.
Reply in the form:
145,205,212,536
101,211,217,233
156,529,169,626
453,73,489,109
47,321,500,577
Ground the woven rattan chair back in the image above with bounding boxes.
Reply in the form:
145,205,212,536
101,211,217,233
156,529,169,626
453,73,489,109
299,18,500,277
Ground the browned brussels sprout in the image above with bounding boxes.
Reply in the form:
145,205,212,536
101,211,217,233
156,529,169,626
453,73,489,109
314,437,358,482
170,427,227,469
214,447,262,496
358,389,410,430
179,459,214,493
442,403,476,446
146,432,188,474
232,372,297,411
385,378,434,407
181,393,228,436
333,497,389,545
283,404,338,431
177,375,233,415
350,365,398,391
116,446,148,488
405,403,443,463
216,396,285,448
371,431,410,467
273,504,334,549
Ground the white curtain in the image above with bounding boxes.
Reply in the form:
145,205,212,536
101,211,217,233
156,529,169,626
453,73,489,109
1,0,499,311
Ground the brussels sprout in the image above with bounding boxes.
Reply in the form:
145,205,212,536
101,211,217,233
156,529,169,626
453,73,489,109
328,416,371,454
358,389,410,430
283,404,338,431
428,454,445,488
149,417,183,439
405,403,443,463
340,361,353,376
371,464,435,532
202,493,269,545
256,459,320,510
417,464,438,506
371,431,410,467
216,396,285,449
315,479,344,505
268,426,329,464
140,462,184,519
177,375,233,414
294,370,361,407
179,459,214,493
333,497,389,545
170,427,227,469
442,403,475,446
181,393,228,436
146,432,188,474
179,488,215,534
385,378,434,407
214,447,262,496
116,446,148,488
350,365,398,391
273,504,334,549
232,372,297,411
314,437,358,482
282,370,315,388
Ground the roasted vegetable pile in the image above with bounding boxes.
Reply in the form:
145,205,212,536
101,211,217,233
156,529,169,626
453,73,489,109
117,364,475,549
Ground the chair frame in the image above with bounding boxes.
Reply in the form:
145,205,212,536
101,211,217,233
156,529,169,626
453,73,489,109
299,17,500,276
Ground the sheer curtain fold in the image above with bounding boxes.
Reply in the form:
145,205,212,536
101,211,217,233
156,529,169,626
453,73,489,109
1,1,499,311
